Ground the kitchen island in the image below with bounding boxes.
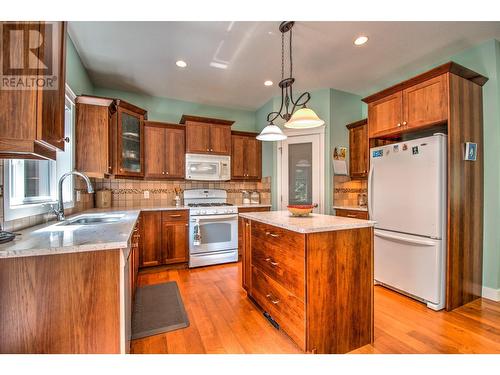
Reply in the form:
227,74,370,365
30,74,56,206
239,210,376,354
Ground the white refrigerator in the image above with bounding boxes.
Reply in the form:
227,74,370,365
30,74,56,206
368,134,447,310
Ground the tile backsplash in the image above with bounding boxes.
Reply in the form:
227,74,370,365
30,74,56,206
92,176,271,208
333,175,367,207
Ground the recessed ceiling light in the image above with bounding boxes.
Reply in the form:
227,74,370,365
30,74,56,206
354,36,369,46
264,80,273,86
176,60,187,68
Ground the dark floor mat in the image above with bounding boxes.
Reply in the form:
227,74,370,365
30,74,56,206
132,281,189,340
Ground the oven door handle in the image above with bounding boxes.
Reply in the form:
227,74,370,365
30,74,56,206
190,214,239,221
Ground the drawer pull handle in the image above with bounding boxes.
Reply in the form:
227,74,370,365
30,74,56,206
266,293,280,305
265,232,279,238
170,214,182,218
346,214,357,218
265,257,279,267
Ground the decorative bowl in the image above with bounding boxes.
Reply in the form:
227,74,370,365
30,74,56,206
287,204,318,216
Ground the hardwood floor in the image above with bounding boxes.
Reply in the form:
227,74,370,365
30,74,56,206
131,262,500,354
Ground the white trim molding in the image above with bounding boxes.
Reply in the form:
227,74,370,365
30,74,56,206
482,286,500,302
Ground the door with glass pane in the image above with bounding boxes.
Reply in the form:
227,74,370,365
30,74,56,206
280,134,322,213
117,107,144,177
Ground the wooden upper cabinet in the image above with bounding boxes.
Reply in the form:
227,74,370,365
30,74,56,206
114,101,147,178
75,96,115,178
144,123,166,178
403,74,448,130
367,92,403,137
144,121,185,179
185,121,211,153
165,126,185,178
346,119,368,178
362,65,472,139
181,115,234,155
231,135,247,178
37,22,67,152
210,124,232,154
0,21,67,160
231,131,262,180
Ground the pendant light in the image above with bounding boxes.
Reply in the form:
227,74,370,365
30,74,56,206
257,21,324,142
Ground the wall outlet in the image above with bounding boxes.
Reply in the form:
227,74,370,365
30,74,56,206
144,190,150,199
76,190,81,202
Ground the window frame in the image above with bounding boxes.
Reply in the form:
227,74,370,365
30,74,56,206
3,84,76,222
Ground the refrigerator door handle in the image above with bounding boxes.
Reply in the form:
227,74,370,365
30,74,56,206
375,230,437,246
368,164,374,219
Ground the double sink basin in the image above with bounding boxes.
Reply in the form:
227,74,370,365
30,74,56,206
58,213,125,226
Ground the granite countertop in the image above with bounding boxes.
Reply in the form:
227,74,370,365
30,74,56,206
239,210,376,234
333,205,368,212
0,209,143,259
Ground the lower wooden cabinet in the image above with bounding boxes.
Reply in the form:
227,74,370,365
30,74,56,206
161,215,189,264
335,208,369,220
139,210,189,268
238,206,270,258
240,217,251,291
241,219,374,353
140,211,162,267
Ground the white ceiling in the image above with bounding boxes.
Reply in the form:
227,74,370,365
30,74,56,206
68,21,500,110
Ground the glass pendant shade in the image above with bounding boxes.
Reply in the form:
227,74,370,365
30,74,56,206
284,107,325,129
256,123,287,141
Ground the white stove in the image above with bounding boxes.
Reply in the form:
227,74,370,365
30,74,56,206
184,189,239,268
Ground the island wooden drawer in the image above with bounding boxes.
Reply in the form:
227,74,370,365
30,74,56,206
251,221,305,253
161,210,189,223
251,236,305,299
251,266,306,350
335,209,368,220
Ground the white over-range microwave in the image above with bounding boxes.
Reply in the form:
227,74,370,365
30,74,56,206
185,153,231,181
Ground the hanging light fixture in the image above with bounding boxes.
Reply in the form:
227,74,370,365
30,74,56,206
257,21,324,142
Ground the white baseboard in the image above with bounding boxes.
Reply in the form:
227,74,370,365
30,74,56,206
482,286,500,302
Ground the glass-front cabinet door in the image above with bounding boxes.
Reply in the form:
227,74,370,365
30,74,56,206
117,107,145,177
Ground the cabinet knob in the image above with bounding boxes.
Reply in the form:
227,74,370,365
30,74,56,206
397,123,401,127
210,148,213,152
402,121,407,126
206,148,210,151
166,171,169,175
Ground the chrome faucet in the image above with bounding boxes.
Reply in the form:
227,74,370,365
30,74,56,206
53,171,94,221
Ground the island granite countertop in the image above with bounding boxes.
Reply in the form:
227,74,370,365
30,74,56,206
239,210,376,234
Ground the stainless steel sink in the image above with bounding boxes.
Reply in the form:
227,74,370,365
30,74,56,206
59,214,124,226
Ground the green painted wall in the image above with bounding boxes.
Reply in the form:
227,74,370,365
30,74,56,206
93,87,256,132
65,34,94,95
